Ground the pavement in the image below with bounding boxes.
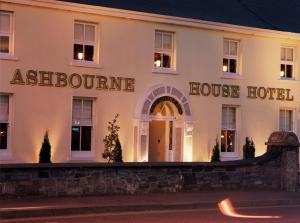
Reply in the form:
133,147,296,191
1,191,300,220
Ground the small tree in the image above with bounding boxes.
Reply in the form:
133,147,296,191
39,131,52,163
243,137,255,159
102,114,122,162
113,138,123,162
211,137,220,162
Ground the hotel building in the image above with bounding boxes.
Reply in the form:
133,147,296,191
1,0,300,163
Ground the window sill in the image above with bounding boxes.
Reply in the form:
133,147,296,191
70,151,95,161
278,78,300,83
0,54,19,61
0,150,13,161
152,67,178,75
70,60,103,69
221,72,242,79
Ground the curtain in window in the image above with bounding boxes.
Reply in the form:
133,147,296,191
0,95,9,123
72,99,82,125
0,13,10,33
81,100,92,126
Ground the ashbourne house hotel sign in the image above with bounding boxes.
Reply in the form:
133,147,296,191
189,82,294,101
10,69,135,92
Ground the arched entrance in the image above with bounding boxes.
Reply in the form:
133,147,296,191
134,85,193,162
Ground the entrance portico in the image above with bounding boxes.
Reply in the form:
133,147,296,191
134,85,193,162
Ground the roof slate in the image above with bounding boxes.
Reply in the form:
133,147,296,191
60,0,300,34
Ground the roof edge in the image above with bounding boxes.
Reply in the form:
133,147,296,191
3,0,300,40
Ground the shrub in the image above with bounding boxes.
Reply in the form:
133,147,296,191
102,114,123,162
39,131,52,163
243,137,255,159
211,137,220,162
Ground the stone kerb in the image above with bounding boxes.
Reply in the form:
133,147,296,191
266,131,300,192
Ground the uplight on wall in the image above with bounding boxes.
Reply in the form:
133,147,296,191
154,60,161,67
78,52,83,60
223,65,228,72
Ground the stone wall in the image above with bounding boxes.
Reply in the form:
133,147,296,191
0,132,299,197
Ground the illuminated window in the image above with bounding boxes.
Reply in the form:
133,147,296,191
0,11,12,54
0,95,9,150
154,30,174,69
71,99,93,151
279,109,293,131
223,39,239,74
221,106,236,153
280,47,294,79
73,22,96,62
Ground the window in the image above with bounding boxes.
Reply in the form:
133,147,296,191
280,47,294,79
154,31,174,69
221,106,236,153
73,22,96,62
71,99,93,151
0,95,9,150
0,11,12,54
279,109,293,131
223,39,239,74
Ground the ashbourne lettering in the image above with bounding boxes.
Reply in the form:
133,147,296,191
10,69,135,92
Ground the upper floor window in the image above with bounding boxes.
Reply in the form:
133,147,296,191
73,22,96,62
221,106,236,153
0,95,9,150
71,98,93,151
279,109,293,131
280,47,294,79
0,11,12,55
223,39,239,74
154,30,174,69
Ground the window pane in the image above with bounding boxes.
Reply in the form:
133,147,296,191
154,52,162,67
82,100,92,126
288,110,293,131
286,65,293,78
229,59,237,73
0,36,9,53
221,107,227,129
223,58,229,72
0,123,8,150
226,130,235,152
221,131,226,152
74,23,84,41
162,54,171,68
72,99,82,124
280,64,285,77
71,126,80,151
0,95,9,122
223,40,229,55
84,45,94,61
279,110,285,130
281,48,286,60
85,25,95,42
163,33,172,49
0,13,10,33
286,48,293,61
155,32,163,49
73,44,83,60
81,126,91,151
229,41,238,56
228,107,236,129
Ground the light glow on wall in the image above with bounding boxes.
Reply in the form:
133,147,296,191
184,136,193,161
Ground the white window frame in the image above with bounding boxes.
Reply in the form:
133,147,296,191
223,39,240,76
279,108,294,132
0,11,17,61
153,30,176,73
0,94,13,160
70,97,95,160
221,105,238,160
280,47,294,79
72,21,99,67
